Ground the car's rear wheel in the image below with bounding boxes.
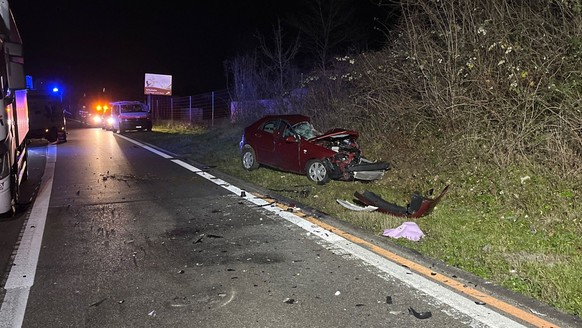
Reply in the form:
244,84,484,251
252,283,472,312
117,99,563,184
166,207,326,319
306,159,330,185
241,146,259,170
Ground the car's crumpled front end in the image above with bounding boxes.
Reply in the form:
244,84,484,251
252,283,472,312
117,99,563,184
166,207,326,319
309,129,389,181
346,158,390,180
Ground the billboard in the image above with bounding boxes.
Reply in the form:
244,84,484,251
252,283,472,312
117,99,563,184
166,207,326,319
144,73,172,96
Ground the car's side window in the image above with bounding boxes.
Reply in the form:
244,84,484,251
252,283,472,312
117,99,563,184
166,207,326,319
262,120,278,134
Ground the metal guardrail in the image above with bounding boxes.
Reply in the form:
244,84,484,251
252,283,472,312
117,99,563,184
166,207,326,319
148,89,231,126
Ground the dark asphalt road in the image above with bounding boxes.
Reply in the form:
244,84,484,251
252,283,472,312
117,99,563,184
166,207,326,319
0,122,578,328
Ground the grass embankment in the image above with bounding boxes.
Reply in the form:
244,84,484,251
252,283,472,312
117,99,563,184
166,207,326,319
133,121,582,317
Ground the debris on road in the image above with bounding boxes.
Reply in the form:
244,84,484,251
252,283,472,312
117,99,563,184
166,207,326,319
408,307,432,319
89,298,108,307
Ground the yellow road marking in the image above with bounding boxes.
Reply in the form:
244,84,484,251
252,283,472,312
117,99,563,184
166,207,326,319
258,196,559,328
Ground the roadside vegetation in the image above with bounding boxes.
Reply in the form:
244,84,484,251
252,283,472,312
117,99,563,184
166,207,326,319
135,0,582,318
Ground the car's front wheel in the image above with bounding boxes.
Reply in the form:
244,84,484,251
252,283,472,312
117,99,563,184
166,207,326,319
306,159,330,185
241,146,259,170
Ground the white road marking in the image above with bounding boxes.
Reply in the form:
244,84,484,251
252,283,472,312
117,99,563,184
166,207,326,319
0,145,56,328
0,137,531,328
117,134,173,158
169,157,529,328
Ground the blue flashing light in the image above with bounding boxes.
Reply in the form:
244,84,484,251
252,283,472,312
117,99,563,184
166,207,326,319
52,87,60,93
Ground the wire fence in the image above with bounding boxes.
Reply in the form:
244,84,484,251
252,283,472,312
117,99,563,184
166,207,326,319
148,89,232,126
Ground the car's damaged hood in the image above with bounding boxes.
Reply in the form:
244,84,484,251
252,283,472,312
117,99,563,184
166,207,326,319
308,128,358,142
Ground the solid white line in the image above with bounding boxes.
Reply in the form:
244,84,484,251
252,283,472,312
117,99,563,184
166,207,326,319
156,152,528,327
117,134,173,158
0,144,56,328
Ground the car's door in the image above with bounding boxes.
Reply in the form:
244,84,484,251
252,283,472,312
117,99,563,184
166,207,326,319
252,119,279,166
272,120,302,173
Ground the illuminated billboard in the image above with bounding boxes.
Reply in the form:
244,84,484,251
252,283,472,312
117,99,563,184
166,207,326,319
144,73,172,96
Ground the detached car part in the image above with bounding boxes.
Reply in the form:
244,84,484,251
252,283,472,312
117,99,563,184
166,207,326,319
354,185,449,218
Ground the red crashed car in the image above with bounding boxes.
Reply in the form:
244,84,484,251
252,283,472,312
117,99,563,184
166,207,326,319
239,114,390,184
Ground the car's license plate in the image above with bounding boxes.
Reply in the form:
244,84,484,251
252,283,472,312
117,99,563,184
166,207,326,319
136,125,142,128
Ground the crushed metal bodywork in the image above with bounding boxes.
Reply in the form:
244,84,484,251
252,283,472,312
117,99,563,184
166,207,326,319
310,129,390,181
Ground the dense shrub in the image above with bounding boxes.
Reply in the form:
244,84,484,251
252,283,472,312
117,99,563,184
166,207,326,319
300,0,582,176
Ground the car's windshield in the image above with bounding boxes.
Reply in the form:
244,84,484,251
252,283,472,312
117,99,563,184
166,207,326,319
120,104,148,113
292,122,320,140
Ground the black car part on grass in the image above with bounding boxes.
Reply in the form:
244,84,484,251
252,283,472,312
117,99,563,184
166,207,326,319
354,185,449,218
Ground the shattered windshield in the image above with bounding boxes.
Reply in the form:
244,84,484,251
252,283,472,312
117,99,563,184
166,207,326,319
292,122,320,140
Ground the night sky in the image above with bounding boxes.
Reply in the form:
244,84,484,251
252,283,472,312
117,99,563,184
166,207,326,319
10,1,385,104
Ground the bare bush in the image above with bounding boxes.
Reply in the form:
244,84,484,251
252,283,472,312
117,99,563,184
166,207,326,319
337,0,582,173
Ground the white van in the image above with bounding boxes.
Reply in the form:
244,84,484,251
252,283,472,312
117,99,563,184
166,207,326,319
107,101,152,133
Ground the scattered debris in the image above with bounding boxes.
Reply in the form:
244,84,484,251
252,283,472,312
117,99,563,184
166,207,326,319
89,298,108,307
240,191,246,197
336,199,378,212
335,291,341,296
148,310,156,317
283,298,295,304
408,307,432,319
475,301,486,305
193,234,205,243
385,296,393,304
354,185,449,218
382,222,425,241
270,188,311,198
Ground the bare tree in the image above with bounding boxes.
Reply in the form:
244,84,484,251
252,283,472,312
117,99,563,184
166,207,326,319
288,0,357,73
256,18,300,95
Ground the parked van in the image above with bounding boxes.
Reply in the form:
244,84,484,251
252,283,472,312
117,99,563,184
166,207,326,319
108,101,152,133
